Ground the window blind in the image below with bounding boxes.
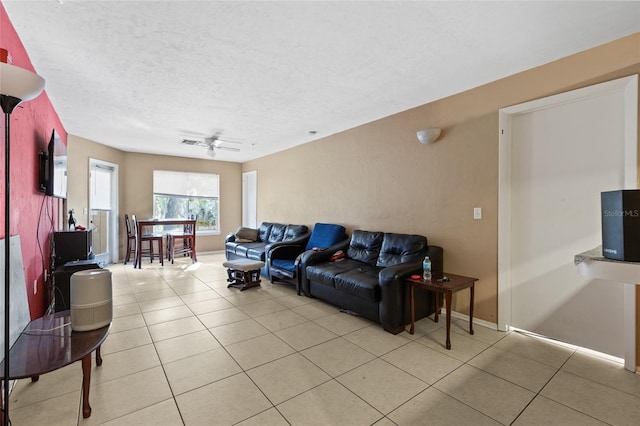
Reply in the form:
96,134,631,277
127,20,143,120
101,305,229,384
153,170,219,197
91,164,112,210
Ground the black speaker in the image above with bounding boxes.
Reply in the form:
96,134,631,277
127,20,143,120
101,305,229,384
601,190,640,261
53,229,93,267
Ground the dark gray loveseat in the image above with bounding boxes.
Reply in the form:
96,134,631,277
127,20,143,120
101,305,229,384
225,222,310,276
301,230,443,334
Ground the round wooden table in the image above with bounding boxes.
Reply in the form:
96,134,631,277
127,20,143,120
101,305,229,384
0,311,109,421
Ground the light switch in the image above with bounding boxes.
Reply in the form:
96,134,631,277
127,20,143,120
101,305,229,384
474,207,482,220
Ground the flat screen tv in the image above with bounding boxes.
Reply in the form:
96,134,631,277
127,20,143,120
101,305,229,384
38,129,67,199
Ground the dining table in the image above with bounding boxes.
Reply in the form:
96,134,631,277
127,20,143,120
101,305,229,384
134,218,197,268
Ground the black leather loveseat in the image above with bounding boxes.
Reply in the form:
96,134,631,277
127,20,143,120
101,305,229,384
225,222,310,276
301,230,443,334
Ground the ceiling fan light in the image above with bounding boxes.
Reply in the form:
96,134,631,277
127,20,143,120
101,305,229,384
206,145,216,158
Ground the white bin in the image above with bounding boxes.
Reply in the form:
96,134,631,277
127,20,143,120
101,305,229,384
70,269,113,332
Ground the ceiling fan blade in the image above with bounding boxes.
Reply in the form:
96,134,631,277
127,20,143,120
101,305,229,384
217,146,240,152
216,138,243,145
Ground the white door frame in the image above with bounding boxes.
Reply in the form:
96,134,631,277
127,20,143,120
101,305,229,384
88,158,119,264
498,75,638,334
242,170,257,229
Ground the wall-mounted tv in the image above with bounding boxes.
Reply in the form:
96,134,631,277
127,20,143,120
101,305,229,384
38,129,67,199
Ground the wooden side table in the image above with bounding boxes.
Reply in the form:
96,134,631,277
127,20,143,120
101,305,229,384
0,311,109,421
406,273,478,349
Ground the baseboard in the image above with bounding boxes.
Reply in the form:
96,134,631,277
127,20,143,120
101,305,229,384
446,309,498,330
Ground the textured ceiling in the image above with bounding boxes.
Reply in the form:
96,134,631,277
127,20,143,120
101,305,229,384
4,1,640,162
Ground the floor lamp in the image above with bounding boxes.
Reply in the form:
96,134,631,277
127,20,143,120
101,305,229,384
0,50,45,426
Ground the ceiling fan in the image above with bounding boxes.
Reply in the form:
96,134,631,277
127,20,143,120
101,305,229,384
179,132,241,158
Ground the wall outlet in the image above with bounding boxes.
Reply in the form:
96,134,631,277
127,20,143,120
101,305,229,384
474,207,482,220
33,279,38,295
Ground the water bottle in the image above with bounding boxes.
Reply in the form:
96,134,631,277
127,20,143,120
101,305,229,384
422,256,432,281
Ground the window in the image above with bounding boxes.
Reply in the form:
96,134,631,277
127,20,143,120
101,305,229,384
153,170,219,234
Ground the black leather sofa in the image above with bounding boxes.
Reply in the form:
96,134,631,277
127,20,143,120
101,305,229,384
302,230,443,334
225,222,310,276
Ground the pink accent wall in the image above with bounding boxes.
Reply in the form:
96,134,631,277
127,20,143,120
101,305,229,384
1,3,67,318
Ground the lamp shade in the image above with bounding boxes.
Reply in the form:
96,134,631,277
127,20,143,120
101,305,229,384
0,62,45,102
417,128,442,144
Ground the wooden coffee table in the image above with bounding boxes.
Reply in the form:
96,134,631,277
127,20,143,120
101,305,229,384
0,311,109,421
406,273,478,349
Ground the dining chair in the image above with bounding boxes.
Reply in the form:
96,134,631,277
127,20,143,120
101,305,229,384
123,214,136,264
131,214,164,266
167,215,196,264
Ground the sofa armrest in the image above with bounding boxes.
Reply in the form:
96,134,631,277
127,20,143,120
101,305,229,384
377,245,444,333
265,232,311,256
269,244,306,261
299,238,350,296
379,261,423,286
378,260,423,334
225,233,236,243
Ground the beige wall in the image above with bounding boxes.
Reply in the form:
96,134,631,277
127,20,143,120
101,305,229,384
122,152,242,253
244,34,640,328
67,136,243,258
67,134,126,227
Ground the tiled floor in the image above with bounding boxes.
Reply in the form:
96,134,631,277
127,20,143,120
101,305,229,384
7,252,640,425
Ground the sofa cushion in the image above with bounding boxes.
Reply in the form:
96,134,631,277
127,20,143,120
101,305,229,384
334,265,381,302
245,243,268,260
306,223,346,250
225,241,241,253
267,223,287,243
376,233,428,268
283,224,309,241
258,222,274,242
271,258,295,274
235,242,265,258
347,230,383,265
306,259,362,288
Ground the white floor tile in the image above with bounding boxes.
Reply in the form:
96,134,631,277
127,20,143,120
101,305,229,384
337,358,428,414
388,387,500,426
176,373,272,425
434,364,535,425
513,395,608,426
164,347,242,395
540,370,640,425
154,329,221,364
277,380,382,425
247,353,331,405
226,333,295,369
11,256,636,426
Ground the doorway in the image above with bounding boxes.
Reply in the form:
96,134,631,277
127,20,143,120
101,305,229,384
89,159,119,264
498,75,638,358
242,170,257,229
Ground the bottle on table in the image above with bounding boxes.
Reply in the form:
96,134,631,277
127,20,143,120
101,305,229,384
422,256,432,281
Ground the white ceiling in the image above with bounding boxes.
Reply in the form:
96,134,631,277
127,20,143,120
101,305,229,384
4,1,639,162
